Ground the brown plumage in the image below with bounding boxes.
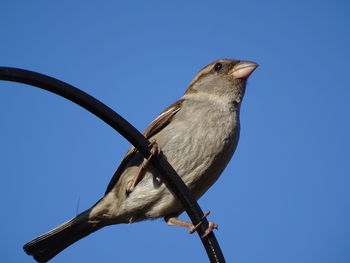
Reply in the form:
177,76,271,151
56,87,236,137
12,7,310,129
23,59,258,262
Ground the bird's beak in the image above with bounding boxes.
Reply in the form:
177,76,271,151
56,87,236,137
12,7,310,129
229,61,258,79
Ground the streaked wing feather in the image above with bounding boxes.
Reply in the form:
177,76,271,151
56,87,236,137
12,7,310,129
104,99,184,194
143,99,183,138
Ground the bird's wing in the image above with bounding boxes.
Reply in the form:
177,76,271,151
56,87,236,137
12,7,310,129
104,99,184,194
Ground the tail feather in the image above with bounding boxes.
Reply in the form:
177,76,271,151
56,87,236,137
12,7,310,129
23,209,101,262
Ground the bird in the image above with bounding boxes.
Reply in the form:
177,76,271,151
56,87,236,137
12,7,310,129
23,58,258,262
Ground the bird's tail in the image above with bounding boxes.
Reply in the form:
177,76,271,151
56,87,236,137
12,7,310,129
23,208,102,262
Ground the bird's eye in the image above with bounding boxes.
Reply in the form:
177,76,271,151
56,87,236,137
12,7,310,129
214,63,223,71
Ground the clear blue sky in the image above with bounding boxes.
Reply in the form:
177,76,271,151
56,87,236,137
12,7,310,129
1,1,349,262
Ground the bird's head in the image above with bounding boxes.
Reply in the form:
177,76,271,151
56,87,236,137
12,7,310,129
185,59,258,105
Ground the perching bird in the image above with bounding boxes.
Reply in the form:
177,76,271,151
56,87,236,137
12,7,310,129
23,59,258,262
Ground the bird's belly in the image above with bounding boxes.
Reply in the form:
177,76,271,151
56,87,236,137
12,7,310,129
122,111,239,221
159,112,238,195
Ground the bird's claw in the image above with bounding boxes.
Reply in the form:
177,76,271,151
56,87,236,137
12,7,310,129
201,221,218,238
149,140,161,156
188,211,218,238
126,140,160,194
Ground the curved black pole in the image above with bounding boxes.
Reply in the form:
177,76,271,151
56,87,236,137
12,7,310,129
0,67,225,263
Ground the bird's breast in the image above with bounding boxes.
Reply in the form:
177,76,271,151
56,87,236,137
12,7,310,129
154,100,240,198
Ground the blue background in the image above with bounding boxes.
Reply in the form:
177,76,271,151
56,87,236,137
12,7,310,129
1,1,349,262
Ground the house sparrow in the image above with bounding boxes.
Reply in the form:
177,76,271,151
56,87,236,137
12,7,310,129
23,59,258,262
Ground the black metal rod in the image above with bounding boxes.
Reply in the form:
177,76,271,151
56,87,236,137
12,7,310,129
0,67,226,263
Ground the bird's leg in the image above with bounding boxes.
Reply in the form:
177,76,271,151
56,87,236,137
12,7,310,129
189,211,219,238
165,211,218,239
127,140,160,193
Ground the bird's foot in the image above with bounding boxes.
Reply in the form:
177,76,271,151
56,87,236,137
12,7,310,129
165,211,218,239
189,211,218,238
127,140,160,193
